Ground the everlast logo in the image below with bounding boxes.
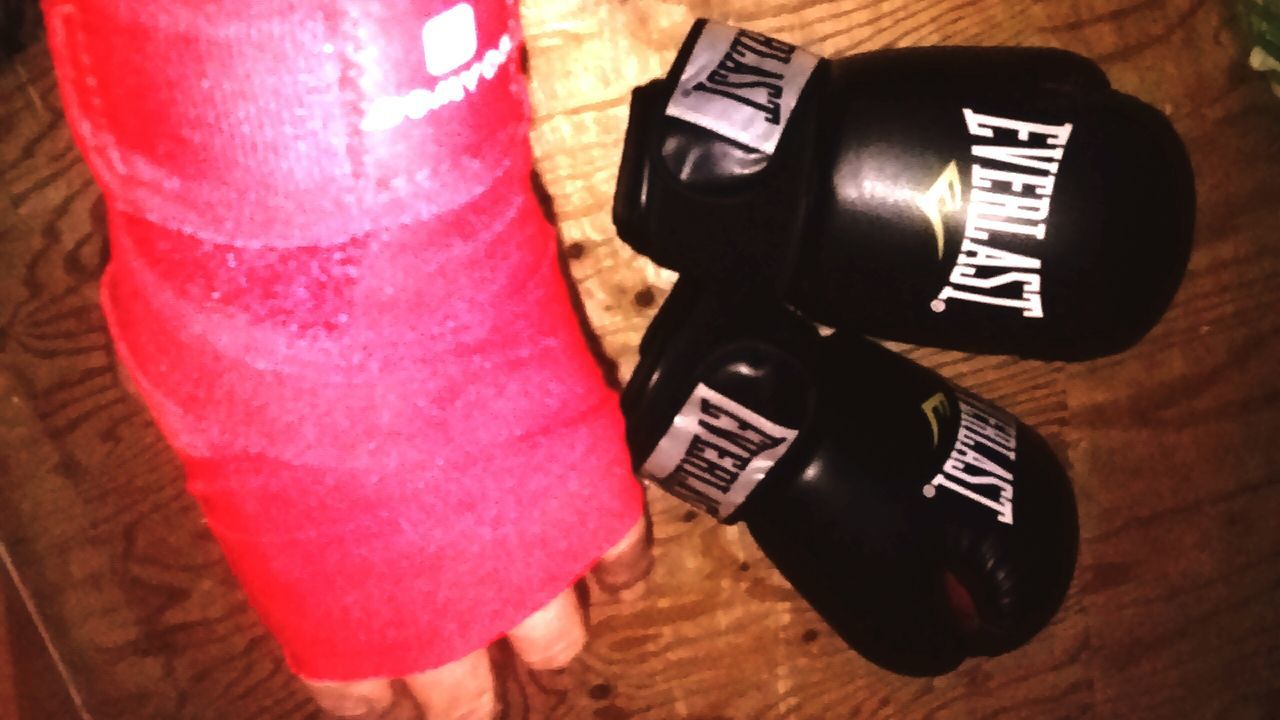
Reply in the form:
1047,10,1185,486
922,394,1017,525
920,391,953,447
689,29,800,125
916,162,965,260
928,110,1075,319
665,399,789,515
641,384,799,519
667,22,819,155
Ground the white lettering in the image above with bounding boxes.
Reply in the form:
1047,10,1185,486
972,164,1057,196
954,238,1041,270
962,108,1073,145
971,145,1064,174
927,473,1014,524
361,33,515,133
924,396,1017,525
640,384,798,520
937,284,1043,318
970,188,1053,223
957,413,1016,458
933,108,1074,318
947,266,1041,294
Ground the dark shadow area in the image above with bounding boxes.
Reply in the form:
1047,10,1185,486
530,167,626,392
2,553,84,719
0,0,42,63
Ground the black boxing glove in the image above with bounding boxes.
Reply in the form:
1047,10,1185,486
614,19,1195,360
622,279,1078,676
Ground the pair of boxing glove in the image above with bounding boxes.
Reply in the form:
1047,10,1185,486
614,20,1194,675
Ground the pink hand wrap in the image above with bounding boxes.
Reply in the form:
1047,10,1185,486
44,0,643,680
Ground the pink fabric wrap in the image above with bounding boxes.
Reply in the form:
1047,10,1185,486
43,0,643,680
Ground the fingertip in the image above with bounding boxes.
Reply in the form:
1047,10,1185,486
302,677,396,719
593,515,654,593
507,588,588,671
404,648,499,720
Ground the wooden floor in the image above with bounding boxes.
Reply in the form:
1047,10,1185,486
0,552,83,719
2,1,1278,718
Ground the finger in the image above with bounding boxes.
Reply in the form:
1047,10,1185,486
404,647,498,720
506,587,587,671
592,515,654,593
302,677,396,719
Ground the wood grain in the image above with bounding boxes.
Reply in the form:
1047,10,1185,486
2,0,1278,718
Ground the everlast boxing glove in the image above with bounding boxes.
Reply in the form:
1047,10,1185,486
613,20,1195,360
622,279,1078,676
